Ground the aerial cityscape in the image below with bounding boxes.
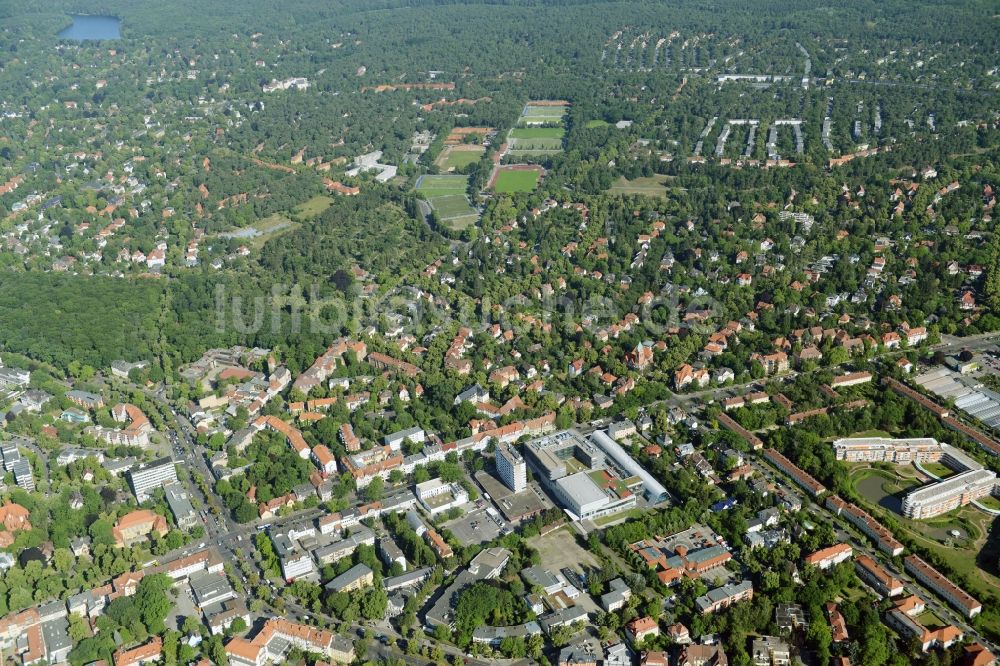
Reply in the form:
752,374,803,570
0,1,998,665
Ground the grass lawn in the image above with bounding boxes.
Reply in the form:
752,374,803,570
840,585,870,603
586,119,610,128
921,462,956,478
293,195,333,219
593,508,644,527
849,429,893,438
509,127,565,140
493,169,540,193
435,145,484,171
241,214,299,249
415,174,469,198
609,175,671,197
917,610,947,630
976,495,1000,511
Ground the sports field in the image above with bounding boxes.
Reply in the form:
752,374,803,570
435,144,485,171
415,174,469,198
519,105,568,124
493,168,541,193
509,127,565,140
430,194,477,221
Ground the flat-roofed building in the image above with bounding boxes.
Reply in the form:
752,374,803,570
495,441,527,493
832,437,942,464
751,636,790,666
553,470,636,520
415,478,469,516
695,580,754,614
902,469,997,519
127,457,178,502
189,570,235,608
164,483,198,528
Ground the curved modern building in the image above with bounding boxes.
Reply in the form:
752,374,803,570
590,429,670,503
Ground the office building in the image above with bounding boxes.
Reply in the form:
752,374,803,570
127,458,178,502
164,483,198,529
415,478,469,516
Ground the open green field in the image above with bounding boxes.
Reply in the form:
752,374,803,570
494,169,541,193
586,119,610,129
223,213,299,250
609,175,672,197
415,174,469,198
593,507,644,527
849,429,893,438
293,195,333,219
435,145,485,171
509,127,565,140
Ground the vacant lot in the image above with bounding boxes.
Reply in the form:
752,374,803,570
219,213,299,250
528,526,599,574
435,144,485,171
494,168,541,193
609,175,671,197
293,195,333,219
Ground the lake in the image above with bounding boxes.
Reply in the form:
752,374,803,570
58,15,121,41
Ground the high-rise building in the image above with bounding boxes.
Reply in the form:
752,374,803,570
495,441,527,493
127,457,179,502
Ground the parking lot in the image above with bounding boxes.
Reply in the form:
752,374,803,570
441,502,504,546
474,471,551,523
168,580,200,632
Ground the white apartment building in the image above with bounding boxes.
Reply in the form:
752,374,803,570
902,469,997,519
495,441,527,493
